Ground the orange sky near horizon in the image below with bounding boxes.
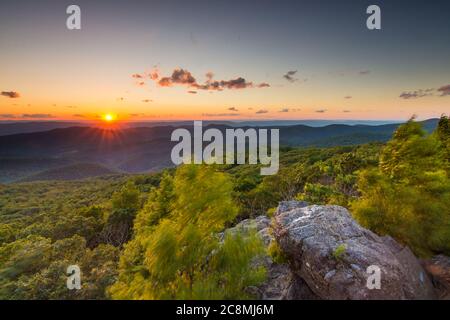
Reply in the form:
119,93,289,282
1,1,449,122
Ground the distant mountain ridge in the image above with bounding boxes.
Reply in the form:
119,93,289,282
18,163,119,182
0,119,439,183
0,119,424,137
0,121,88,136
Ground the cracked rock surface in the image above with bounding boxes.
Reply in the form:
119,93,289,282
229,214,317,300
273,202,436,300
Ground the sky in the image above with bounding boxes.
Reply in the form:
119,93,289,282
0,0,449,121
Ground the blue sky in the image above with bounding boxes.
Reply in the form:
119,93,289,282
0,0,449,120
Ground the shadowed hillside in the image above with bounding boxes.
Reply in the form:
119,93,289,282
0,119,439,182
19,163,119,182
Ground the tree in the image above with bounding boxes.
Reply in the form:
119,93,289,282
352,118,450,256
109,165,266,299
101,182,141,247
436,115,450,172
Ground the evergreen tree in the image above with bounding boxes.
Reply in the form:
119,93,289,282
352,117,450,256
109,165,266,299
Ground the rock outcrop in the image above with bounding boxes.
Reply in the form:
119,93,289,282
229,201,448,299
227,215,317,300
423,255,450,299
273,202,436,300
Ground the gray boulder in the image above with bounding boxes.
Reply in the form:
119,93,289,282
273,202,436,300
230,215,316,300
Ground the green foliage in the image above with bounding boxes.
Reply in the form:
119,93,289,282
296,183,342,205
436,115,450,172
0,234,119,299
268,241,288,264
332,244,346,262
100,182,142,247
109,165,266,299
111,182,140,213
231,144,381,217
0,174,159,299
352,117,450,257
1,118,447,299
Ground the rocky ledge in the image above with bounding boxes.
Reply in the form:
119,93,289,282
231,201,449,300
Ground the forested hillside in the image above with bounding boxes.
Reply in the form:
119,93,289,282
0,119,439,183
0,116,448,299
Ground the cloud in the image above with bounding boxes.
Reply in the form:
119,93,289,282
283,70,298,83
315,109,327,113
344,96,352,99
73,114,86,118
437,84,450,96
142,99,152,103
158,68,197,87
359,70,370,75
255,109,268,114
147,68,269,91
202,77,253,90
129,113,146,117
399,88,434,99
228,107,239,112
132,73,143,79
149,68,160,80
205,72,214,81
342,110,351,113
21,114,54,119
170,69,197,85
188,91,197,94
158,77,172,87
202,113,241,117
1,91,20,98
0,114,17,118
279,107,301,113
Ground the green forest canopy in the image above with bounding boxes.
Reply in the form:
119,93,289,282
0,116,449,299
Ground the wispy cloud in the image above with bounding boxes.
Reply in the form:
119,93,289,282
278,107,300,113
129,113,147,117
344,96,352,99
283,70,298,83
359,70,370,75
228,107,239,112
255,109,268,114
399,88,434,99
21,114,54,119
144,68,269,91
437,84,450,96
399,85,450,99
0,114,17,118
1,91,20,98
202,113,241,117
315,109,327,113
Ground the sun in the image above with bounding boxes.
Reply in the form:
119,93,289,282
102,113,116,122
